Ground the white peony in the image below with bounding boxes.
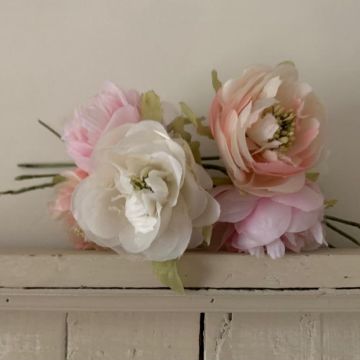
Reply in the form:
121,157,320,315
72,120,220,261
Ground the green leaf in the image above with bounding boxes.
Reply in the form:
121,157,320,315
189,140,201,164
211,70,222,92
179,102,197,127
180,102,213,140
152,260,184,294
195,117,213,139
202,225,213,247
278,60,295,67
325,199,338,209
167,116,192,142
140,91,163,122
306,172,320,182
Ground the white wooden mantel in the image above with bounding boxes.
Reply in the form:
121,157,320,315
1,248,360,359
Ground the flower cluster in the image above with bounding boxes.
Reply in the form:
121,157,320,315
2,61,333,290
209,62,327,258
57,83,220,261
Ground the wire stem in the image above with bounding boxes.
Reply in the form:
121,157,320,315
202,164,228,175
325,221,360,246
201,156,220,161
15,174,59,181
325,215,360,229
0,182,56,195
18,162,75,169
38,119,62,140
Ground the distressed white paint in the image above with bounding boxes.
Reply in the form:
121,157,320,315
322,313,360,360
205,313,322,360
0,250,360,359
0,312,65,360
67,312,200,360
1,249,360,289
2,288,360,312
205,312,360,360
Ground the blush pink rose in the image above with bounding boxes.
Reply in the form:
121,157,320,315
63,82,140,172
211,183,326,259
209,62,326,196
49,169,101,250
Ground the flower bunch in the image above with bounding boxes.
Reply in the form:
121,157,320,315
2,61,358,291
208,62,328,258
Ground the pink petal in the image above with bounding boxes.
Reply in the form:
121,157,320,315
272,184,324,212
103,105,140,134
287,208,320,233
217,189,257,223
237,199,292,245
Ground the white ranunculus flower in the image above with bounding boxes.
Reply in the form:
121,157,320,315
72,120,220,261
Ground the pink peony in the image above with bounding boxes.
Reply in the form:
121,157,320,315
49,169,101,250
209,62,326,196
211,183,326,258
63,82,140,172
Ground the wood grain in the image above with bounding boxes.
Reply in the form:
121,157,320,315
205,312,322,360
0,311,65,360
1,288,360,312
0,249,359,289
322,313,360,360
67,312,200,360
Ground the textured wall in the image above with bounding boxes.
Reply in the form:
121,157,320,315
0,0,359,248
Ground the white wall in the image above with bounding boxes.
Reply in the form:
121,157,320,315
0,0,359,248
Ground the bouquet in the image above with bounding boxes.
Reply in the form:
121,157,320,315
2,62,359,292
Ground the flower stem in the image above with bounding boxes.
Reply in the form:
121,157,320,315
201,156,220,161
202,164,228,175
325,215,360,229
0,182,57,195
18,162,75,168
38,119,62,140
325,221,360,246
15,174,59,181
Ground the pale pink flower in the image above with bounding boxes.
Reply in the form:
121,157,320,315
209,62,326,196
50,169,101,250
63,82,140,172
211,183,326,259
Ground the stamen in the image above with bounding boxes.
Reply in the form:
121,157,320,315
263,104,296,151
131,176,152,192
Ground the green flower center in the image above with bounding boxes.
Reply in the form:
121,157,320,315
264,104,296,151
131,176,152,191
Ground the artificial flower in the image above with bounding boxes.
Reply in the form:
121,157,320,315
211,182,326,258
49,169,100,250
63,82,140,172
209,62,326,196
72,120,220,261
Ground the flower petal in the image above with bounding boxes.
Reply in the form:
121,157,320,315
239,199,292,244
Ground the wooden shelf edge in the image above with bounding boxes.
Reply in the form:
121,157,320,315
0,248,359,289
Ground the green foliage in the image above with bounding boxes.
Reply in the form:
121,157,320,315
140,91,163,122
211,70,222,92
152,260,184,294
306,172,320,182
202,225,213,247
325,199,338,209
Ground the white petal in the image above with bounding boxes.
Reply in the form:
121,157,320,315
247,113,279,146
260,76,282,98
266,239,286,259
181,172,208,220
125,195,158,234
143,196,192,261
192,192,220,228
